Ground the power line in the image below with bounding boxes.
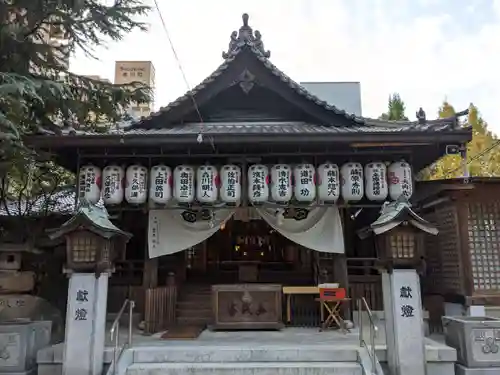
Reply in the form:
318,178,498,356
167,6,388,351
152,0,210,146
446,139,500,177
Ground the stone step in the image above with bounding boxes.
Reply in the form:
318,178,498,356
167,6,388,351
180,286,212,293
178,291,211,296
127,362,362,375
177,298,211,305
132,345,359,363
177,301,211,309
176,309,212,318
176,316,211,325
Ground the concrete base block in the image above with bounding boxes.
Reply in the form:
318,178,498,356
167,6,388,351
0,369,36,375
37,364,61,375
427,362,455,375
456,364,500,375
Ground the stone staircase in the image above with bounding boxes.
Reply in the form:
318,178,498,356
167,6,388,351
125,344,363,375
176,284,212,326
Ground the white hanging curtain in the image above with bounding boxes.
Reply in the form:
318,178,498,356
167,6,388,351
255,206,345,254
148,208,235,258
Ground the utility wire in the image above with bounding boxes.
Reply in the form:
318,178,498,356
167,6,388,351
446,139,500,177
152,0,213,147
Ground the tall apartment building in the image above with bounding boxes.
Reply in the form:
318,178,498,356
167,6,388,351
114,61,155,118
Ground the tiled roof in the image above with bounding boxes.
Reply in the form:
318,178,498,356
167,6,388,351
125,13,365,130
31,14,470,139
53,119,465,138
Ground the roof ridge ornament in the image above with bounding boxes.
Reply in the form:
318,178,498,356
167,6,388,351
222,13,271,59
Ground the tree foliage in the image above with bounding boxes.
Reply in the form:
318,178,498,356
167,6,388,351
379,93,409,121
423,102,500,180
0,0,152,215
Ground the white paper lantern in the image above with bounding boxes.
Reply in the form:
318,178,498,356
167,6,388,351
174,165,195,203
123,165,147,205
270,164,292,202
102,165,124,205
196,165,219,204
248,164,269,203
77,165,101,204
388,161,413,200
293,164,316,202
149,165,172,205
364,162,388,201
340,162,364,202
220,165,241,204
317,163,340,202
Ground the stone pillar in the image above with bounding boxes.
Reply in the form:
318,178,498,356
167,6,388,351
63,273,109,375
382,269,426,375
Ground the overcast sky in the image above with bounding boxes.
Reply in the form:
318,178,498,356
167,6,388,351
70,0,500,133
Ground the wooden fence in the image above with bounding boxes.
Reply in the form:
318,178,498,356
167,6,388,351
348,275,383,311
144,286,177,334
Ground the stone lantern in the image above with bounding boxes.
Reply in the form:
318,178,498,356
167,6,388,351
48,200,131,375
358,196,438,375
48,199,131,275
358,196,438,270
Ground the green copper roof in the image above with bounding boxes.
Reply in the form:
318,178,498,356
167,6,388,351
48,199,131,240
358,196,438,238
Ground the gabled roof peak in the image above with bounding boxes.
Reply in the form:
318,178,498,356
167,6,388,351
222,13,270,59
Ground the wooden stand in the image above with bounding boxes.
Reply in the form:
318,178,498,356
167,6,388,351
211,284,283,330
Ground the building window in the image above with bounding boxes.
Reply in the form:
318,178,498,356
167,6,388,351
123,72,128,77
468,202,500,291
130,72,135,77
137,72,143,77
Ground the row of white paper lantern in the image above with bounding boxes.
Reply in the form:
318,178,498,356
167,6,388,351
78,161,413,206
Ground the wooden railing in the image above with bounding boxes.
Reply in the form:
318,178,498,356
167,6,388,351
144,285,177,334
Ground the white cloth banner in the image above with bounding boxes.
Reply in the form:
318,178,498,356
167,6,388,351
255,206,345,254
148,209,235,258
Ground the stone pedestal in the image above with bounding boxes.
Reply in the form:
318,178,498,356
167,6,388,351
63,273,109,375
382,269,426,375
444,303,486,317
467,306,486,317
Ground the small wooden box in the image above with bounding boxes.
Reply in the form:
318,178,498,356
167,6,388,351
319,287,346,301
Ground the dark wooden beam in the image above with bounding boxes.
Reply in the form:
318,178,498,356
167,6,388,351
25,130,471,149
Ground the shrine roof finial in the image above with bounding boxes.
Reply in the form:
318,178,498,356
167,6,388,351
222,13,271,59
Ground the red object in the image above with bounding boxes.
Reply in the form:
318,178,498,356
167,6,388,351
320,287,346,301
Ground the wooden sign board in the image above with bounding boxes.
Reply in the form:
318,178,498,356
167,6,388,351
211,284,283,330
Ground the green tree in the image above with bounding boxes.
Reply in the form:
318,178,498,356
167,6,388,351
379,93,409,121
423,102,500,180
0,0,152,205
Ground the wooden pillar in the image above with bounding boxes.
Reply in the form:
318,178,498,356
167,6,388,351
337,207,350,317
333,253,350,317
143,257,158,288
143,218,158,288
